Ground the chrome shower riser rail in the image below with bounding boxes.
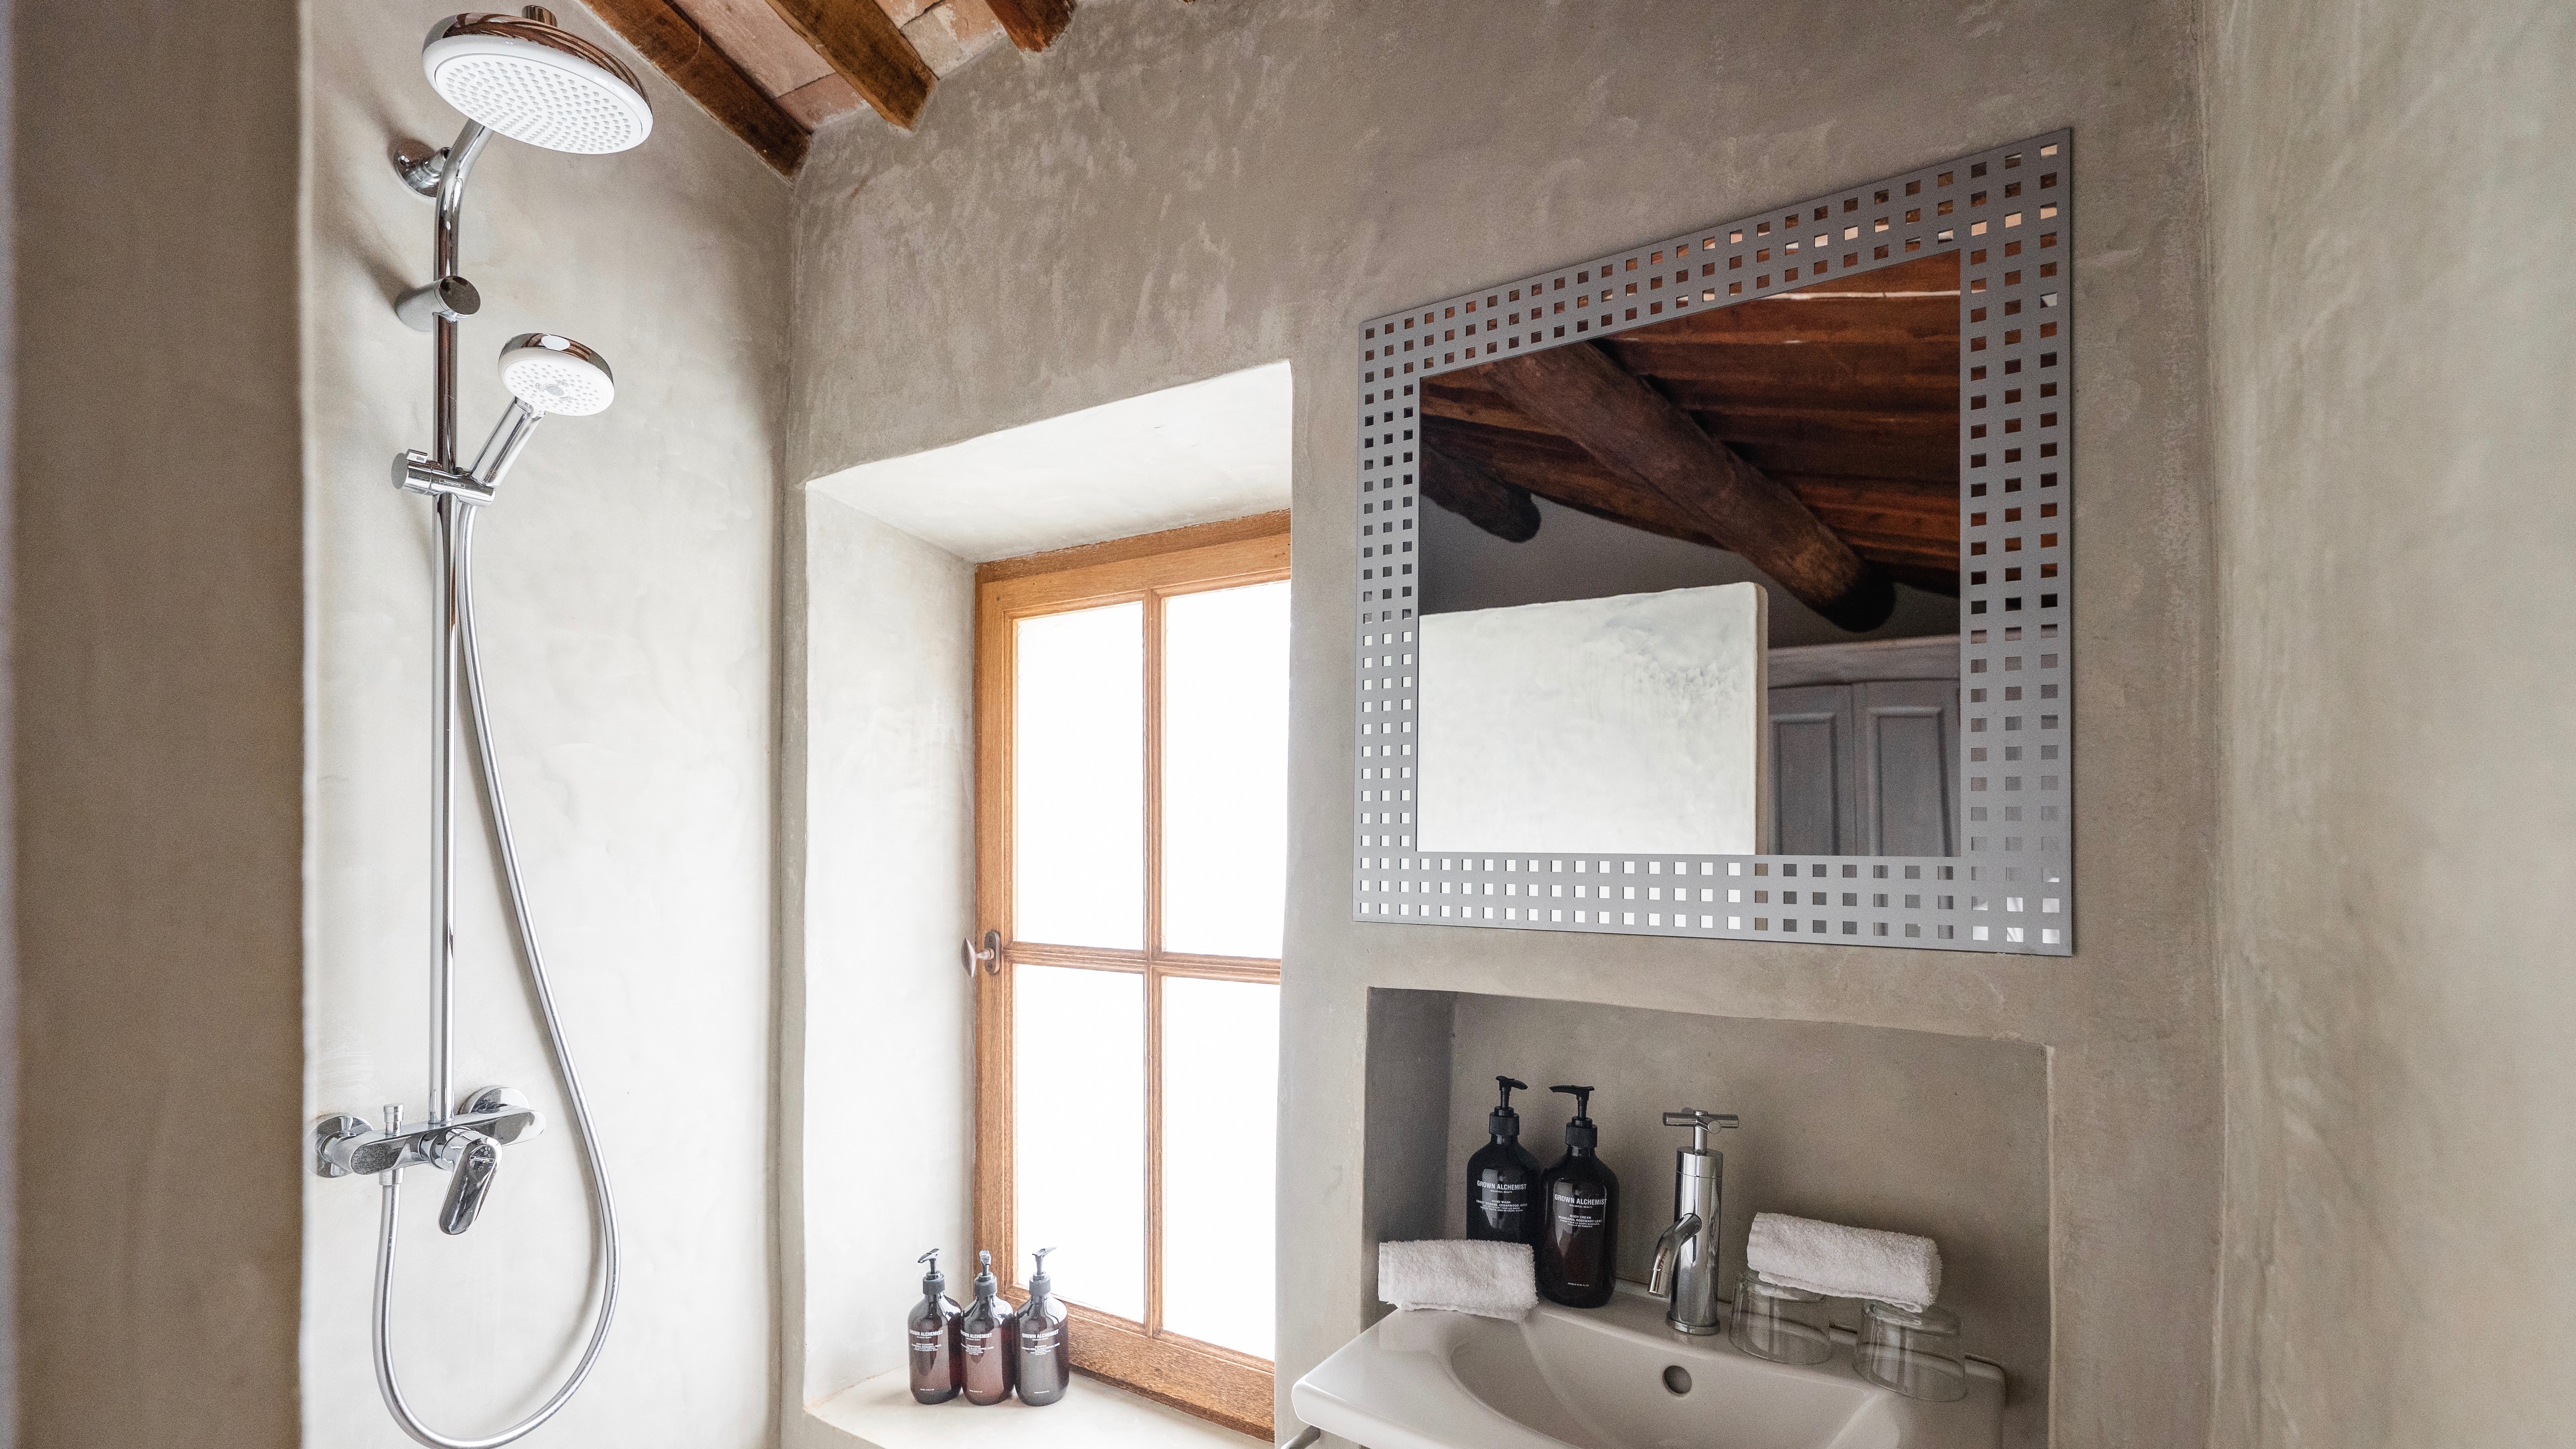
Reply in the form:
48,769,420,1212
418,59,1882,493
312,43,632,1440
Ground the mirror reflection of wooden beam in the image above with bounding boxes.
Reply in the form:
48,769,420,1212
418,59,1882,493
1481,341,1896,632
761,0,936,129
1420,443,1541,543
586,0,812,174
984,0,1077,52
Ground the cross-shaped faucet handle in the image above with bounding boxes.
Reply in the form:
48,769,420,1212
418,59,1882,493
1662,1109,1741,1151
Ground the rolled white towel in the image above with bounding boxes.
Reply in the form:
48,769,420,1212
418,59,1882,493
1745,1212,1942,1311
1376,1239,1537,1321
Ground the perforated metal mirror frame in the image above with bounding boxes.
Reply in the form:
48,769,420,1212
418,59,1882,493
1349,131,2074,956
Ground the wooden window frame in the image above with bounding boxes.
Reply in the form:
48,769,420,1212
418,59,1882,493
973,512,1289,1438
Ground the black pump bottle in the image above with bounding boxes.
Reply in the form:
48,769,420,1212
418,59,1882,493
1466,1075,1543,1245
1013,1246,1071,1406
1537,1084,1620,1308
957,1250,1018,1405
905,1249,963,1403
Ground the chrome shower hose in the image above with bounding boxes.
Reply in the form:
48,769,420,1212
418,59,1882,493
372,501,620,1449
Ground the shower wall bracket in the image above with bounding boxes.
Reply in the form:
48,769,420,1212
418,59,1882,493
392,137,450,197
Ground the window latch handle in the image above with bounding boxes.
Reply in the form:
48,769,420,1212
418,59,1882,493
962,930,1000,977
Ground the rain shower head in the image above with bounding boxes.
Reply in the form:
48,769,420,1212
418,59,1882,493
499,334,616,416
422,11,653,155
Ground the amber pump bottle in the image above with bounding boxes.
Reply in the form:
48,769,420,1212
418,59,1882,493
905,1250,963,1403
957,1251,1018,1405
1537,1084,1620,1308
1013,1247,1071,1406
1466,1075,1543,1246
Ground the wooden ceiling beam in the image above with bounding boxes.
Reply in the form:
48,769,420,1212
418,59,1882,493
761,0,937,129
1480,341,1896,631
583,0,811,175
1440,440,1962,571
1420,443,1541,543
984,0,1077,51
1429,418,1961,538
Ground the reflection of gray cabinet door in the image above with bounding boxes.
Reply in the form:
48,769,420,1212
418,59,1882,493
1855,679,1959,856
1769,684,1854,855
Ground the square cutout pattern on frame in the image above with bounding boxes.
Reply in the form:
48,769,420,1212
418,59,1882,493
1349,133,2073,956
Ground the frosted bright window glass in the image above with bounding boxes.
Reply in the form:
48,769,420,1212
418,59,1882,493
1161,581,1291,957
1014,964,1146,1321
1014,603,1143,948
1159,977,1279,1359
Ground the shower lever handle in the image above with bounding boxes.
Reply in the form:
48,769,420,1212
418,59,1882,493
436,1127,503,1235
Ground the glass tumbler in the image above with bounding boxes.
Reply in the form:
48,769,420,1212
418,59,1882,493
1728,1270,1833,1365
1853,1300,1968,1402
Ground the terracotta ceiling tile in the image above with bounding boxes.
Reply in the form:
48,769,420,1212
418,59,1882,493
775,71,869,128
665,0,835,95
875,0,937,26
904,0,1007,75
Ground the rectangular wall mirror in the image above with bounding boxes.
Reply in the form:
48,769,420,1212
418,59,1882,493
1351,132,2074,954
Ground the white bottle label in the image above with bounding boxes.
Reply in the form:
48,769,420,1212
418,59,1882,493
909,1330,944,1352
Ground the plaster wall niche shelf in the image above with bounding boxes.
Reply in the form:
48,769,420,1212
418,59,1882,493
810,1366,1263,1449
1294,1283,2005,1449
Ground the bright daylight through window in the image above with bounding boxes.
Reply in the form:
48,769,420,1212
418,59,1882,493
974,518,1289,1436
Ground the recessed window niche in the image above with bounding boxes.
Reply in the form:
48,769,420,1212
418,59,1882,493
1364,989,2050,1449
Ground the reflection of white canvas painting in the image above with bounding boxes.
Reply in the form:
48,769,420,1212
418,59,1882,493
1418,583,1769,856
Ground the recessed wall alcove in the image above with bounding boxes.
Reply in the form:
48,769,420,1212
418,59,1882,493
1364,989,2050,1449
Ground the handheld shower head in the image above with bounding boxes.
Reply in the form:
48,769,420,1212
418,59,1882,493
451,334,613,494
423,12,653,155
499,333,615,417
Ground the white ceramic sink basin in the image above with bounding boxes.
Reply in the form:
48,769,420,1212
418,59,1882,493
1292,1285,2003,1449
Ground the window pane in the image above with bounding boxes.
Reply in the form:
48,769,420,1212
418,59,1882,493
1014,964,1145,1321
1160,976,1279,1359
1015,603,1143,948
1161,581,1290,957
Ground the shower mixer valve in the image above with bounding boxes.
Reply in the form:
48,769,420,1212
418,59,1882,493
312,1087,544,1236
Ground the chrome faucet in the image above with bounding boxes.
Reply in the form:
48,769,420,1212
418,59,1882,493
1647,1109,1739,1335
312,1086,544,1236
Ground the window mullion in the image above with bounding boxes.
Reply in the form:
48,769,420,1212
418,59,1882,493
1143,587,1167,1340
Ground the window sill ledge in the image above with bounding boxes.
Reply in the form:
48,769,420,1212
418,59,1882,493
810,1368,1265,1449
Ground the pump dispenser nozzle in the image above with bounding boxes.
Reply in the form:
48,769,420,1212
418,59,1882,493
1551,1084,1599,1151
1029,1247,1056,1298
1489,1075,1529,1136
974,1249,997,1295
918,1248,947,1295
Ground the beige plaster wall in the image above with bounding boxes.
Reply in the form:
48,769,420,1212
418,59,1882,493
788,2,2222,1443
2202,0,2576,1443
781,492,978,1433
12,1,307,1444
299,3,788,1445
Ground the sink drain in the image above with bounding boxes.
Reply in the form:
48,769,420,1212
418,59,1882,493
1662,1365,1692,1396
